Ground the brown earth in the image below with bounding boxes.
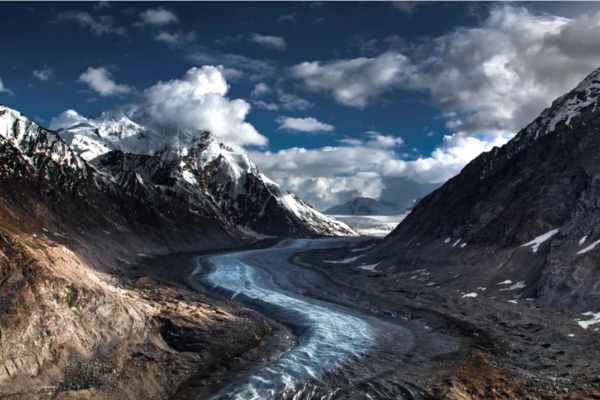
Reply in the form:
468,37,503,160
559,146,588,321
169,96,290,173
0,224,282,400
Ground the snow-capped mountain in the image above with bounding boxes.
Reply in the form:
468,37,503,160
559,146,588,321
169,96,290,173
325,197,409,216
178,132,357,238
54,109,356,238
360,67,600,309
57,109,147,161
0,104,238,252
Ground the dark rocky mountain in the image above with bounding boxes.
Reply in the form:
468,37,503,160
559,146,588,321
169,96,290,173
324,196,408,216
362,67,600,310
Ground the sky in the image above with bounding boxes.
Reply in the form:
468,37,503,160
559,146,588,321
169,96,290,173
2,1,600,211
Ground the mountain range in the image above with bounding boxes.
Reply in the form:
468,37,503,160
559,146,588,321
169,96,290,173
51,107,356,239
360,67,600,309
324,196,416,216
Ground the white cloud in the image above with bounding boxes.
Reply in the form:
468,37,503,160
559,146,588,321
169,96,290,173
276,116,335,133
392,2,429,15
277,89,314,111
33,64,54,81
55,11,126,37
93,1,111,11
138,7,178,26
363,131,404,148
250,34,287,51
0,78,14,96
288,6,600,138
277,14,296,24
49,110,88,131
287,52,409,108
78,67,133,96
249,133,510,209
253,100,279,111
251,82,271,97
404,5,600,136
130,66,267,149
154,30,197,46
185,46,275,80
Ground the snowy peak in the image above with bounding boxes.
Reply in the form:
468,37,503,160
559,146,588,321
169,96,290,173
58,109,146,161
0,105,86,172
519,67,600,143
179,132,357,238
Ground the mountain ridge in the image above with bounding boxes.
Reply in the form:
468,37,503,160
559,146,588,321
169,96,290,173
358,66,600,309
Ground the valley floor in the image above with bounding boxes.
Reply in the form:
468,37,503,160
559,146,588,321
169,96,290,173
132,238,600,399
9,236,600,399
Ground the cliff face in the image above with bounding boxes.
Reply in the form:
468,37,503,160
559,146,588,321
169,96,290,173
364,68,600,309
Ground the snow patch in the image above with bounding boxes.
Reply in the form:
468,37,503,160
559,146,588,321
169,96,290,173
325,256,361,264
358,262,381,272
579,235,587,246
521,228,559,252
462,293,477,298
578,238,600,255
578,312,600,329
499,281,527,291
497,280,513,285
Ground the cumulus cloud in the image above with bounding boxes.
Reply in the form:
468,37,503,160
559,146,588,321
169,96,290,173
78,67,134,96
289,5,600,137
250,34,287,51
33,64,54,81
138,7,178,26
363,131,404,148
249,133,510,209
55,11,126,37
404,5,600,136
287,52,409,108
251,82,271,97
276,116,334,133
0,78,14,96
49,110,88,131
130,66,267,149
154,30,197,46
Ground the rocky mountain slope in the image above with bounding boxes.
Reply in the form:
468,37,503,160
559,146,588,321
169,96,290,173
324,196,408,216
0,105,262,399
58,111,355,238
362,67,600,310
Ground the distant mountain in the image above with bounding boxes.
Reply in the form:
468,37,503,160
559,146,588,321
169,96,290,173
57,109,356,238
360,67,600,309
325,196,414,216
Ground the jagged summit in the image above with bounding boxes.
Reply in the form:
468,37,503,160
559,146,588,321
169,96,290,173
18,105,356,238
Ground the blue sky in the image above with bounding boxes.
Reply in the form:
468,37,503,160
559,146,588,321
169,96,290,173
2,1,600,210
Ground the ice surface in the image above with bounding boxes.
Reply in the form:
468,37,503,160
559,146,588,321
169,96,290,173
197,242,375,399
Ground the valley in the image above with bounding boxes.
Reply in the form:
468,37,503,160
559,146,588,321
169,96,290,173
5,4,600,397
